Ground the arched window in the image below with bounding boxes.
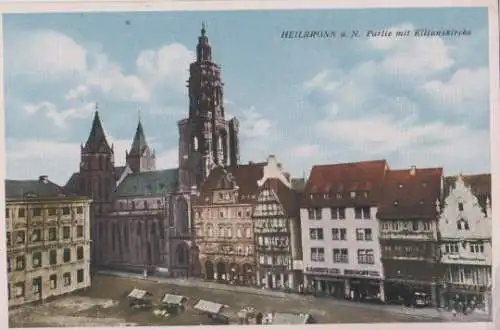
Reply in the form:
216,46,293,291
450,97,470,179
193,136,199,151
207,224,213,237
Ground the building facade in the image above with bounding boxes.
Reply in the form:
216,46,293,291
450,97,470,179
192,163,263,285
438,174,492,313
300,160,387,300
378,166,443,306
6,177,92,307
253,155,302,290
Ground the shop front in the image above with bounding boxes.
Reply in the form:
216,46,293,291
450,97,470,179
440,283,490,313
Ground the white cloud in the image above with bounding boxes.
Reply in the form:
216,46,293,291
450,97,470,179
302,22,489,174
238,107,273,138
23,101,96,129
291,144,320,158
65,84,90,101
6,30,87,79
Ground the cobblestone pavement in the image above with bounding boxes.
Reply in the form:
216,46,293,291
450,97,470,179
8,272,490,327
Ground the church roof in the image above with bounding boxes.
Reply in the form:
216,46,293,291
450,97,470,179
64,166,126,194
116,168,178,197
6,177,81,201
129,120,150,156
83,111,112,154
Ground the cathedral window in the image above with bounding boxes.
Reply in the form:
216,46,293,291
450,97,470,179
457,218,470,230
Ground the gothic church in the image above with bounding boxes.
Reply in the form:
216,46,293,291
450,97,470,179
64,25,240,277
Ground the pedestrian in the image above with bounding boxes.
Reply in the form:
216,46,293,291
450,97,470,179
143,268,148,280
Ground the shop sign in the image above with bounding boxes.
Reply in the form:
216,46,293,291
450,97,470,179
447,255,486,262
305,267,341,275
344,269,380,277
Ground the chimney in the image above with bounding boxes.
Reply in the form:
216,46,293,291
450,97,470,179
39,175,48,184
410,165,416,176
248,161,254,165
284,172,291,180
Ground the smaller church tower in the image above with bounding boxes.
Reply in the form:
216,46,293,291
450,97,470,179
126,118,156,173
79,106,116,215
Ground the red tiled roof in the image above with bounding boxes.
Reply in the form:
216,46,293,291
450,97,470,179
302,160,388,207
377,167,443,220
195,164,264,205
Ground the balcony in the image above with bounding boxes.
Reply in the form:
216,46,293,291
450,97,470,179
379,230,435,241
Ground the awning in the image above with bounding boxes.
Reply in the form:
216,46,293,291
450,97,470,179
193,299,225,315
271,313,311,324
161,294,186,305
128,288,151,300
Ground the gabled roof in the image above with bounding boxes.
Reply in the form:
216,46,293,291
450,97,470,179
128,120,150,156
377,167,443,220
302,160,388,207
444,173,491,210
83,111,112,154
6,178,76,200
116,168,178,197
259,178,299,217
195,163,265,205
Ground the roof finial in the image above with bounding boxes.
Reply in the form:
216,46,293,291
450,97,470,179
95,102,99,111
201,21,206,36
138,107,141,123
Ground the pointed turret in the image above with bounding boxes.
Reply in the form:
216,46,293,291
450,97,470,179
129,120,148,156
126,118,156,173
83,109,112,154
196,22,212,63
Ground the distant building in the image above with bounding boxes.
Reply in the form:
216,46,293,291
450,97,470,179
300,160,387,300
438,174,492,313
378,166,443,306
253,155,302,290
6,176,92,307
192,163,263,285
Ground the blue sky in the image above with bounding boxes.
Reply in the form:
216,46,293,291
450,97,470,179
3,7,491,185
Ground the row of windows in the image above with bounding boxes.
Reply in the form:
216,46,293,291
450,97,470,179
444,242,485,254
8,269,86,300
259,255,290,266
197,225,252,239
446,265,490,285
7,226,84,246
307,190,369,200
7,247,85,272
309,228,373,241
118,199,163,211
310,247,375,264
307,207,371,220
6,206,84,218
195,208,253,219
257,236,289,248
380,221,432,231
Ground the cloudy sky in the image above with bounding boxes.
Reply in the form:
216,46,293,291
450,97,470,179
3,7,490,185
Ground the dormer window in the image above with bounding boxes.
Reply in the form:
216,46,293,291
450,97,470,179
458,202,464,212
336,193,342,199
393,201,399,206
350,191,356,199
398,183,403,189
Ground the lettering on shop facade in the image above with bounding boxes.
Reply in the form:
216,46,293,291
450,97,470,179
306,267,380,278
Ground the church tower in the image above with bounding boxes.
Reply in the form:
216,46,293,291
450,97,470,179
126,118,156,173
178,23,240,191
79,107,116,215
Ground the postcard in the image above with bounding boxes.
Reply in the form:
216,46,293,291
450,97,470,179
0,0,498,330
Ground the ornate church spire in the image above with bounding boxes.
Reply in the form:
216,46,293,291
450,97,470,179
83,103,112,154
196,22,212,63
126,114,156,173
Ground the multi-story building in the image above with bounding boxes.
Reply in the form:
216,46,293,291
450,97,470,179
378,166,443,306
191,163,263,285
64,25,241,276
6,176,92,307
300,160,387,300
438,174,492,313
253,155,302,290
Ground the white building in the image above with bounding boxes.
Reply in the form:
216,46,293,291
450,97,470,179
300,160,387,300
438,174,492,313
